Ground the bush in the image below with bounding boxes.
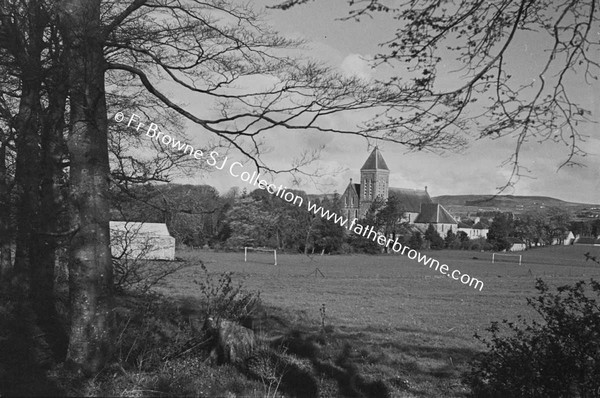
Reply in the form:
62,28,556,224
491,237,511,252
111,228,188,293
337,243,354,254
424,224,444,249
114,293,199,370
347,234,380,254
449,241,462,250
408,232,423,250
464,278,600,397
113,257,188,293
194,264,261,322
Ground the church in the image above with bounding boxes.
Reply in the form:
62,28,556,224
340,147,458,235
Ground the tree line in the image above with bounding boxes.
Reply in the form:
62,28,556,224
117,183,597,255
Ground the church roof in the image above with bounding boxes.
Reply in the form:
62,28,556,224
388,187,432,213
414,203,457,224
361,147,389,171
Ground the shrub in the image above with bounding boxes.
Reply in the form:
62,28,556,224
114,293,199,370
347,234,380,254
113,257,188,293
194,263,261,322
444,230,457,248
425,224,444,249
337,242,354,254
408,232,423,250
464,278,600,398
111,228,188,293
450,241,462,250
457,231,470,242
491,237,511,252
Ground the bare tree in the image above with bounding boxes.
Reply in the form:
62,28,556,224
103,0,464,176
273,0,599,190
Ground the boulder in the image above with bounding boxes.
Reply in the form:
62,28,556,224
206,318,256,365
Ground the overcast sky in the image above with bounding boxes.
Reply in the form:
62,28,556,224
176,1,599,204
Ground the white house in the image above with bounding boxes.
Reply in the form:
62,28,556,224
457,220,490,240
575,236,600,246
110,221,176,261
507,237,527,252
552,231,575,245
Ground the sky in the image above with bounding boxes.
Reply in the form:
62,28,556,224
174,0,600,204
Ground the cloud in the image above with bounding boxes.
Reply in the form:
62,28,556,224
340,54,373,80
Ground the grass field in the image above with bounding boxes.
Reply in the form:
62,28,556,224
159,245,600,397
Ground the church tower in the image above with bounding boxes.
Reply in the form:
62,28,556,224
359,147,389,217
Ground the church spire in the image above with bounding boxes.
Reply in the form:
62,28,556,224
360,146,389,171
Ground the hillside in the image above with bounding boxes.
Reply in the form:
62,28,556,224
431,194,600,216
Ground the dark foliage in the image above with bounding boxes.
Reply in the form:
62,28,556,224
408,231,423,250
487,213,514,251
464,278,600,398
425,224,444,250
114,293,201,370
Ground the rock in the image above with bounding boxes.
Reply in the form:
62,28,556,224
206,318,256,365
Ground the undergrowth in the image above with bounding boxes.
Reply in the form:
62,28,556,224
3,265,395,397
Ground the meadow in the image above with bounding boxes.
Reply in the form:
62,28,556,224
160,245,600,397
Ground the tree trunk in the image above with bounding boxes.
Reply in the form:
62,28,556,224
0,140,11,275
13,80,42,293
33,66,70,359
58,0,114,374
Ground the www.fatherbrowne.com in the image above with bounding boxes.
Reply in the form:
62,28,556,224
306,202,484,291
115,111,484,292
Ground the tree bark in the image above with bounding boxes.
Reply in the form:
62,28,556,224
58,0,114,374
13,80,42,293
0,139,11,275
33,64,70,359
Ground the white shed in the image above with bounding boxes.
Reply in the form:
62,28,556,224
110,221,176,261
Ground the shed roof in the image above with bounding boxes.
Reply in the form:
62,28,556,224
110,221,173,237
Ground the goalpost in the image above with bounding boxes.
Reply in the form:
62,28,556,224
492,252,522,266
244,247,277,265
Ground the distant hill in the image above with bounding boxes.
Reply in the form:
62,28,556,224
431,195,600,216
